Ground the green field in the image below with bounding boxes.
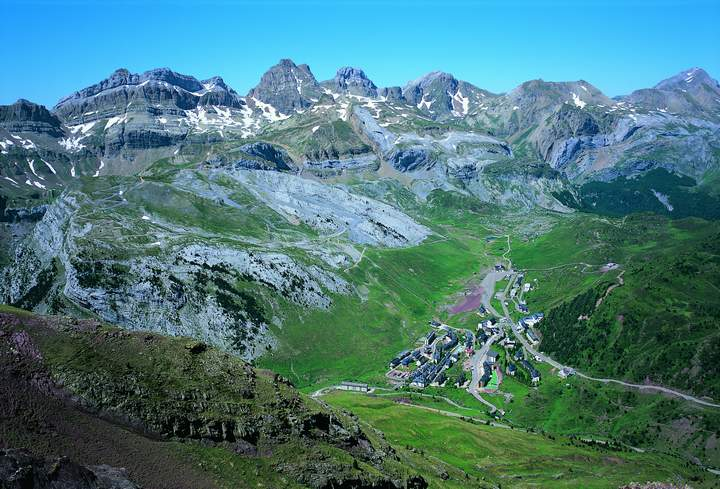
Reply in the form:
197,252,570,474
259,196,499,388
259,205,720,472
324,391,712,488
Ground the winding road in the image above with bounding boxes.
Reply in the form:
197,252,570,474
494,267,720,409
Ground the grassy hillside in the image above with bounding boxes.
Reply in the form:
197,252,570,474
511,214,720,398
324,391,711,488
259,191,501,387
566,169,720,220
503,213,720,467
0,306,437,489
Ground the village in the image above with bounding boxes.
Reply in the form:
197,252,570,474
384,265,567,398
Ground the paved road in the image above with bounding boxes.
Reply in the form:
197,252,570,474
495,270,720,409
466,332,503,414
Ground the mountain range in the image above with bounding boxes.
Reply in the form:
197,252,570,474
1,60,718,201
1,57,719,352
1,60,720,488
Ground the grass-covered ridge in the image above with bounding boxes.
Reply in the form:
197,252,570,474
324,391,711,488
511,214,720,398
0,306,439,489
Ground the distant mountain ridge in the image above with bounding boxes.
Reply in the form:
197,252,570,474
1,59,719,205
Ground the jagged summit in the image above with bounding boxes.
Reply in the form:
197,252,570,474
402,70,494,118
247,58,321,114
322,66,378,97
654,67,719,91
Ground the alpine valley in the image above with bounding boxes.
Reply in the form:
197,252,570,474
2,60,720,489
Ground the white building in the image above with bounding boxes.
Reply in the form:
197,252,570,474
338,381,369,392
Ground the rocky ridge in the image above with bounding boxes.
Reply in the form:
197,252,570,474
2,60,718,201
0,308,429,489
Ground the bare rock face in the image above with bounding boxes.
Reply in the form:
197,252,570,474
323,67,378,98
533,104,605,166
378,86,405,103
238,141,297,171
0,190,353,359
226,168,431,248
350,106,397,156
0,99,64,137
0,449,140,489
247,58,322,115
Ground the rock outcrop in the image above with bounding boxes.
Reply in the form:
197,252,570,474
322,67,378,98
0,450,140,489
0,99,64,137
225,169,431,247
247,59,322,114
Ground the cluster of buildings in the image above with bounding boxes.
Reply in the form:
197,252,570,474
478,318,501,337
515,313,544,345
389,325,472,389
478,350,500,388
506,348,541,384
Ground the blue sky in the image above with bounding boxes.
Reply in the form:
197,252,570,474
1,0,719,107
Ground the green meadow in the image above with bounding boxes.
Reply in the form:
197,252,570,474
324,391,712,488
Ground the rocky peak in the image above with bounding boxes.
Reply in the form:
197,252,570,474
324,66,377,97
197,76,244,108
201,76,230,91
622,68,720,118
55,68,134,107
247,58,322,114
0,99,63,136
141,67,204,92
1,99,59,123
654,67,719,93
402,71,490,118
506,79,611,108
53,67,244,122
54,67,207,109
403,71,457,99
378,86,405,103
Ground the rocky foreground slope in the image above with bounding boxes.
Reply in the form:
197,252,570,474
0,306,431,489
